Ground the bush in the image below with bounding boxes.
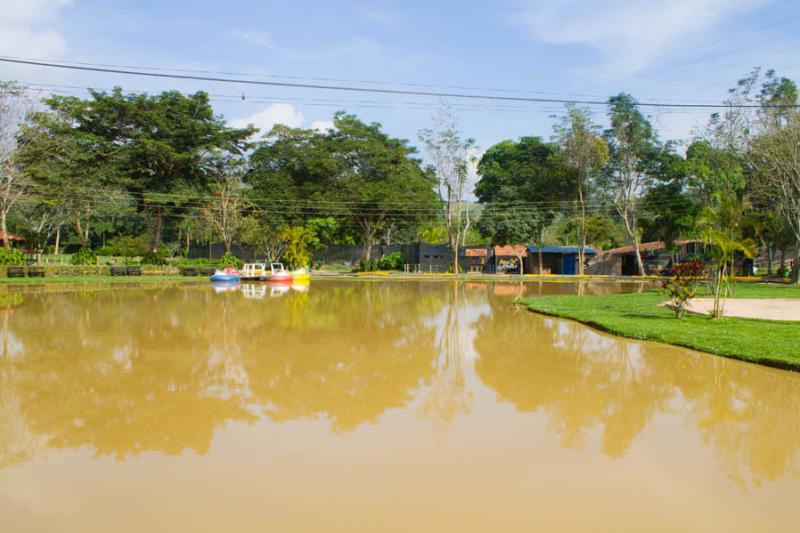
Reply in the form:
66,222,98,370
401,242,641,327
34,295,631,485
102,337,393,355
0,248,24,266
661,259,707,319
141,248,169,266
377,251,405,270
97,234,150,258
354,258,379,272
71,248,97,266
217,252,243,269
173,257,217,267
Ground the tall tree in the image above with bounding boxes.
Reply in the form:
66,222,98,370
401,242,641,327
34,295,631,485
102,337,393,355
419,104,475,274
202,153,249,253
0,82,38,248
18,104,127,250
334,113,437,261
45,89,254,252
552,106,609,274
603,94,658,275
476,136,572,273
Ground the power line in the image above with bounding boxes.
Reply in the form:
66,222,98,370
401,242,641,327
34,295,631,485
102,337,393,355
2,57,796,109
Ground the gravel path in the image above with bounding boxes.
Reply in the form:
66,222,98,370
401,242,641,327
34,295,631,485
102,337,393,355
684,298,800,321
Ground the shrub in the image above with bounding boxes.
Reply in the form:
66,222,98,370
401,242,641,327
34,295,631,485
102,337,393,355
97,234,150,258
71,248,97,266
173,257,216,267
141,248,169,266
217,252,243,269
354,258,379,272
661,259,707,319
377,251,405,270
0,248,24,266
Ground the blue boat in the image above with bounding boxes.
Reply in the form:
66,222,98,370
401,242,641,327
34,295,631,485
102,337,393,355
210,268,241,283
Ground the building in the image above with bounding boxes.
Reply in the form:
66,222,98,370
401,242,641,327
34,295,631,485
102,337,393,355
526,245,599,275
492,245,528,274
588,239,707,276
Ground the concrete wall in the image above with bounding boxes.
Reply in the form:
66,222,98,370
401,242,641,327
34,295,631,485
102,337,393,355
587,253,622,276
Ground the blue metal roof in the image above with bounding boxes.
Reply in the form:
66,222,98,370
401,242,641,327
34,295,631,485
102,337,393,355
527,245,598,255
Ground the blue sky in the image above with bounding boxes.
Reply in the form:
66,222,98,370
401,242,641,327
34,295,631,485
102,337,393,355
2,0,800,159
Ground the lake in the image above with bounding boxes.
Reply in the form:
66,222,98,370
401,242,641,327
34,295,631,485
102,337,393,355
1,280,799,532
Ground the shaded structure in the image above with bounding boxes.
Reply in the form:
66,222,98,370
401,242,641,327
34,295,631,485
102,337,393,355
526,245,599,275
589,239,707,276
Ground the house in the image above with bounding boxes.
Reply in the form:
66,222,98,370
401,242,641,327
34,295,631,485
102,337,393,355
526,245,599,275
492,245,528,274
588,239,708,276
462,247,492,273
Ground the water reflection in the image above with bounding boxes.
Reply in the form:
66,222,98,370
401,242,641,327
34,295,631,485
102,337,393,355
0,280,799,490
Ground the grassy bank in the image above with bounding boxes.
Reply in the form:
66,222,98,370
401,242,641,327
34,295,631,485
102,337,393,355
520,283,800,371
0,275,205,285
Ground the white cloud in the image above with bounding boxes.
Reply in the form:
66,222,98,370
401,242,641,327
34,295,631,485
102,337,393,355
510,0,768,72
0,0,71,58
232,105,337,136
231,103,305,134
310,120,334,132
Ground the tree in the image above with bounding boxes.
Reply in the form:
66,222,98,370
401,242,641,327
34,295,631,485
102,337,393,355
333,113,437,261
0,82,38,249
46,89,254,252
552,106,609,274
202,154,248,253
749,113,800,283
603,94,659,275
18,103,128,250
476,207,541,274
239,216,286,262
476,136,572,273
419,103,476,274
280,226,313,269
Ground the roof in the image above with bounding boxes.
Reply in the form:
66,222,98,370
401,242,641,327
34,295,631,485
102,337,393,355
527,245,598,255
464,248,488,257
603,239,701,255
494,245,528,257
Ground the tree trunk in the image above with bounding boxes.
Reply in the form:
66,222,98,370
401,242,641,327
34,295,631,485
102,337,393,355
538,247,543,275
767,242,773,275
152,206,163,252
632,234,644,276
54,224,61,255
517,252,524,275
0,210,8,249
792,240,800,285
185,231,190,257
364,236,373,261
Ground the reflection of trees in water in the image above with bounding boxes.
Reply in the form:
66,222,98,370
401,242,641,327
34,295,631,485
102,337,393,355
474,294,800,483
419,282,481,438
0,282,444,465
241,282,441,432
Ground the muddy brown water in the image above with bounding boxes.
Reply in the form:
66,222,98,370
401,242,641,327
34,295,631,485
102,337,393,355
1,280,799,532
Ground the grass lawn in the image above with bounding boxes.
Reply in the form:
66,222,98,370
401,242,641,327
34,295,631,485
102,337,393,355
0,275,206,285
520,282,800,371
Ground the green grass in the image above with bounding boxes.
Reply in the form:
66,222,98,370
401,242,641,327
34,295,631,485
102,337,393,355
520,283,800,371
0,275,206,285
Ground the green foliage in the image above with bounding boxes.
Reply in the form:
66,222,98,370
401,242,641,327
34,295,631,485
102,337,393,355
377,251,405,270
0,248,24,266
280,226,313,270
97,234,150,257
141,248,170,266
661,260,707,319
70,248,97,266
217,252,243,269
354,258,380,272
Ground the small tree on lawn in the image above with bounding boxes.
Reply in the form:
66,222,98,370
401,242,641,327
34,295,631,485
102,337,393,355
477,206,542,275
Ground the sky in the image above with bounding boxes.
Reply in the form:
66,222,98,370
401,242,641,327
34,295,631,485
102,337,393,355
2,0,800,164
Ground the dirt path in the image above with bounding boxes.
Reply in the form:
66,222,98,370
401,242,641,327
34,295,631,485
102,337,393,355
684,298,800,321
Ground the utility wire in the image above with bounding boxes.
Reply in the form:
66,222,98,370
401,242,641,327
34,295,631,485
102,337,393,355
2,57,797,109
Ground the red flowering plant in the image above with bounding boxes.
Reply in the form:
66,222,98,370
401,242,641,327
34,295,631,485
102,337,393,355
661,259,707,319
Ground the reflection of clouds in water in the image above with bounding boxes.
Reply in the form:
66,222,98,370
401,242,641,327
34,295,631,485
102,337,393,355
0,330,24,360
0,467,82,517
